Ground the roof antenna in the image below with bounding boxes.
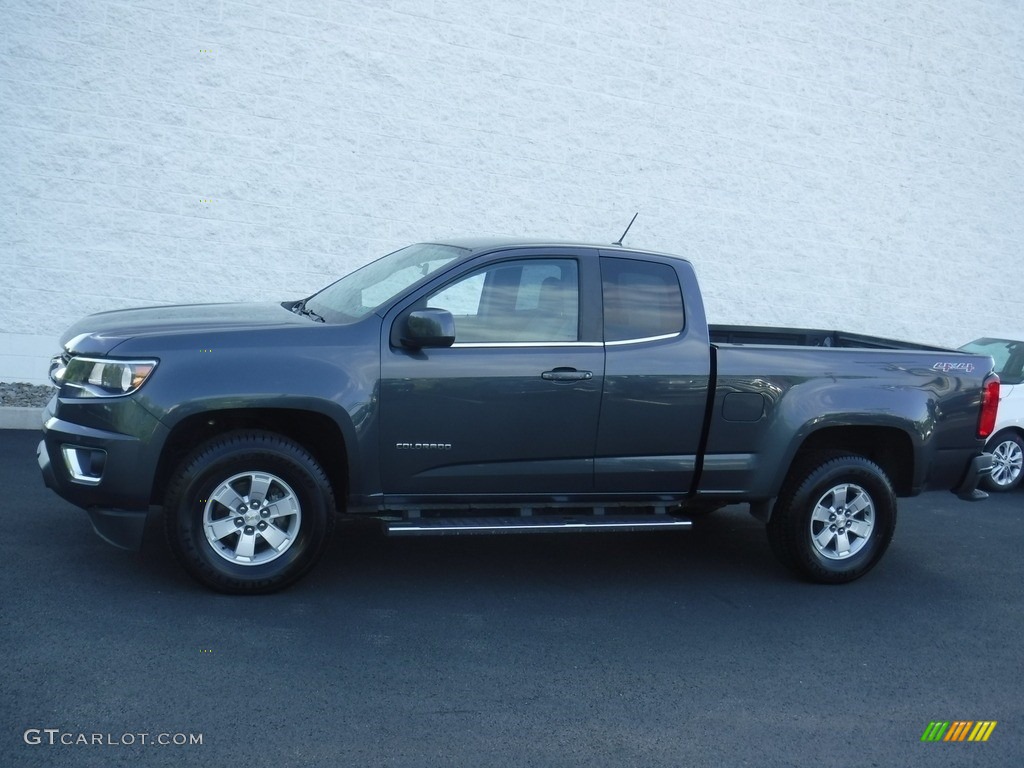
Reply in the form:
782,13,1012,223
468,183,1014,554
613,212,638,246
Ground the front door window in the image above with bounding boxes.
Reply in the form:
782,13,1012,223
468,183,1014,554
429,259,579,344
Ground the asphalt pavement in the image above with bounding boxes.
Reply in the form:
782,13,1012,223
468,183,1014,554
2,429,1021,767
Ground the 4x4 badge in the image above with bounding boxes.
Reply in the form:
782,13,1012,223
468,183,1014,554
932,361,975,373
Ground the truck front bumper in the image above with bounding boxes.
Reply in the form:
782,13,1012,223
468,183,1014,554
38,437,150,550
37,397,167,550
952,452,994,501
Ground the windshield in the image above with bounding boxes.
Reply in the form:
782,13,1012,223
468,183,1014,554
960,337,1024,384
305,243,467,323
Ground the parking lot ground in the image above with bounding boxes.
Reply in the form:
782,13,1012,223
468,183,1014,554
2,428,1022,767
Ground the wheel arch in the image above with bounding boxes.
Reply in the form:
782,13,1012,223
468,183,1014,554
152,408,351,511
784,425,915,497
988,425,1024,443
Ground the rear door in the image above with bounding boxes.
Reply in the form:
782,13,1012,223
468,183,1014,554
379,248,605,499
595,253,712,494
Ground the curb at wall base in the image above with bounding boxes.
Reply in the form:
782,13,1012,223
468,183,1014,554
0,407,43,430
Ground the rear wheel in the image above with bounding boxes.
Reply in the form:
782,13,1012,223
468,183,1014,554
982,430,1023,492
767,454,896,584
164,431,335,594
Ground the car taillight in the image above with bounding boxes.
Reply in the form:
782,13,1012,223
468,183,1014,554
978,374,1000,439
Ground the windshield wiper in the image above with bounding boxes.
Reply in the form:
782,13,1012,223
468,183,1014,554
292,299,325,323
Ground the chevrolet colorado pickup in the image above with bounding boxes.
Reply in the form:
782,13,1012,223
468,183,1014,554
38,239,999,593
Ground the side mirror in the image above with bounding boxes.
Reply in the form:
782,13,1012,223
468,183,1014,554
402,308,456,349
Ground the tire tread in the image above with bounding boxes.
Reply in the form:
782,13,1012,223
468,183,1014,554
767,451,896,584
163,430,336,594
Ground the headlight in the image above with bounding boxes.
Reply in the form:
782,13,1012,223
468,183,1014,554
48,355,67,387
56,357,158,398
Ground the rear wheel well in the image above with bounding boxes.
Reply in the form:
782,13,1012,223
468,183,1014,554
152,409,348,510
790,427,914,496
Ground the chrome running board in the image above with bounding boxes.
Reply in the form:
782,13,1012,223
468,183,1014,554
386,515,692,536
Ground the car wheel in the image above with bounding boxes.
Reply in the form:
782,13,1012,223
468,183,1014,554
767,453,896,584
164,430,335,594
982,430,1024,492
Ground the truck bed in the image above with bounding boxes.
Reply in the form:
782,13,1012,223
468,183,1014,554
709,324,945,351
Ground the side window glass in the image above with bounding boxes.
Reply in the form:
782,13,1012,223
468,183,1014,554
602,258,684,342
430,272,485,316
1000,342,1023,384
514,263,565,311
427,259,579,343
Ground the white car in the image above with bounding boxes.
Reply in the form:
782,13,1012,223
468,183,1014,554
961,338,1024,491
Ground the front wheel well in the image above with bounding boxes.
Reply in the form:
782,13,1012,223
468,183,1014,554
789,426,915,496
152,409,348,510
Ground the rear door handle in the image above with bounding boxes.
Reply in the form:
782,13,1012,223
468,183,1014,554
541,368,593,382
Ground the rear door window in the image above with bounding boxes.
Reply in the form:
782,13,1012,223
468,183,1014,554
601,258,684,342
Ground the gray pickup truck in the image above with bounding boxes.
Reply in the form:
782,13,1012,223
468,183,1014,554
39,239,999,593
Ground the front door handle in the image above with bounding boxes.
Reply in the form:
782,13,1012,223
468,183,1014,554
541,368,593,382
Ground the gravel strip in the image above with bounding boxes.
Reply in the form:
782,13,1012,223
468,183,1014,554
0,382,55,408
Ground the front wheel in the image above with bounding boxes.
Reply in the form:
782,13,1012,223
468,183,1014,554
767,454,897,584
982,430,1023,492
164,431,336,594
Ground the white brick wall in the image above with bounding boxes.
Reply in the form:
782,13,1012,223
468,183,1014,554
2,0,1022,384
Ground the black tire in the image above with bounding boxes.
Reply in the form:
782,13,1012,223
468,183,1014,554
767,453,896,584
164,430,336,594
982,430,1024,492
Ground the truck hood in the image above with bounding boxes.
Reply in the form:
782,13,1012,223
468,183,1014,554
61,302,309,356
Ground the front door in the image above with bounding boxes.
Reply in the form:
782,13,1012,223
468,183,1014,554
380,250,604,500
